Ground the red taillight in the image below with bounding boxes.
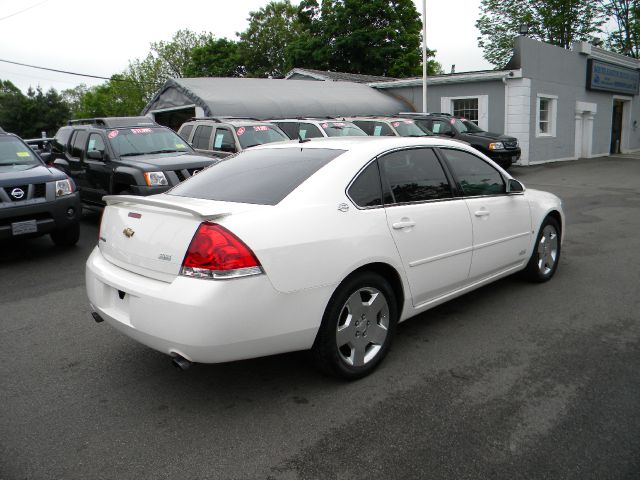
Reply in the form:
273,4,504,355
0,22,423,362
181,223,262,279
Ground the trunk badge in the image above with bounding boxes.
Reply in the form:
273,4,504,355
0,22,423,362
123,227,135,238
337,203,350,213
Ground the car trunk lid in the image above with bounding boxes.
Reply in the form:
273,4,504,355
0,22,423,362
98,194,258,282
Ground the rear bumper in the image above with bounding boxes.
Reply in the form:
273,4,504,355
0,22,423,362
85,247,330,363
0,192,80,240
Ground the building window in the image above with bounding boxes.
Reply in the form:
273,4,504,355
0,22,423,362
536,94,557,137
441,95,488,130
452,98,479,124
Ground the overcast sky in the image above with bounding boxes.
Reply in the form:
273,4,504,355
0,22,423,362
0,0,492,94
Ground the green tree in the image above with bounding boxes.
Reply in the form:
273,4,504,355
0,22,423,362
184,38,246,77
477,0,606,67
0,81,70,138
601,0,640,57
289,0,436,77
238,0,303,77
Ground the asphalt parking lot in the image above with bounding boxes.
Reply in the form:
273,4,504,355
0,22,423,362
1,154,639,480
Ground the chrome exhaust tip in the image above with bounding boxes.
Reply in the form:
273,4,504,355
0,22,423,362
171,354,192,370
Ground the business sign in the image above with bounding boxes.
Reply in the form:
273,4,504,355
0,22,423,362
587,59,640,95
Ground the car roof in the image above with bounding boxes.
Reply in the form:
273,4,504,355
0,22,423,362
249,135,471,153
270,118,345,123
345,116,420,122
184,117,279,126
67,116,158,128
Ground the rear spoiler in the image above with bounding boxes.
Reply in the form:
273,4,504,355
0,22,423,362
103,195,230,221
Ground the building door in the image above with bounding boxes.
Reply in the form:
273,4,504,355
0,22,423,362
610,100,624,154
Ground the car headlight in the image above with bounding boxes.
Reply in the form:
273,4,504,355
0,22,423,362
143,171,168,186
55,179,73,197
488,142,505,150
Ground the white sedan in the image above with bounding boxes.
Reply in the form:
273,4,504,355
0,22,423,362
86,137,564,379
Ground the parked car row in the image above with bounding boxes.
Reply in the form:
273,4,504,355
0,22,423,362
176,113,520,169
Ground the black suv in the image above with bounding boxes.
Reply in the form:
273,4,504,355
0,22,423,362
52,117,218,206
399,113,520,169
0,127,81,246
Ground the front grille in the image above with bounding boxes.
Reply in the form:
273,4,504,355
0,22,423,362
504,140,518,149
1,183,47,203
33,183,46,198
3,185,29,202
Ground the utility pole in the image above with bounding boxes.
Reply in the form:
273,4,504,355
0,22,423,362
422,0,427,113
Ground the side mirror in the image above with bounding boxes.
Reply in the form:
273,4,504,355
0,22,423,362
87,149,104,160
40,152,52,165
507,178,524,193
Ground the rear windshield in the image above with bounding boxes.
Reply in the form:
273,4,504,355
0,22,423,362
392,120,431,136
168,147,345,205
107,127,194,157
321,122,367,137
236,125,288,149
0,136,41,172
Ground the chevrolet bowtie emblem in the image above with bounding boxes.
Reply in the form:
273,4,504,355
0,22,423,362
123,227,135,238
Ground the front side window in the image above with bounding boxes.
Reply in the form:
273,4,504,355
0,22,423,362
87,133,106,156
169,148,345,205
213,128,236,152
430,119,454,135
0,136,40,172
348,161,382,207
452,98,479,125
441,148,505,196
379,148,452,204
108,127,194,157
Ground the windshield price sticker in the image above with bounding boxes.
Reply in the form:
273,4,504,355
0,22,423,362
253,125,269,132
403,120,414,124
108,130,119,139
450,118,456,125
175,143,186,148
236,127,246,136
131,128,153,135
392,122,401,127
333,122,345,127
16,152,30,157
321,123,329,129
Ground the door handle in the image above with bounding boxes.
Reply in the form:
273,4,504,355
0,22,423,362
392,220,416,229
474,210,490,217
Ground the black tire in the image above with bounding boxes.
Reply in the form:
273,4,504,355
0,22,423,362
50,222,80,247
522,216,561,282
312,272,398,380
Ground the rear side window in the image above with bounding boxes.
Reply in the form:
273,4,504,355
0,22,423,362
441,148,505,196
70,130,87,159
179,124,194,141
379,148,452,204
192,125,213,149
169,148,345,205
348,161,382,207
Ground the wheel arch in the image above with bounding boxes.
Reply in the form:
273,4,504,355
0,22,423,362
337,262,406,316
